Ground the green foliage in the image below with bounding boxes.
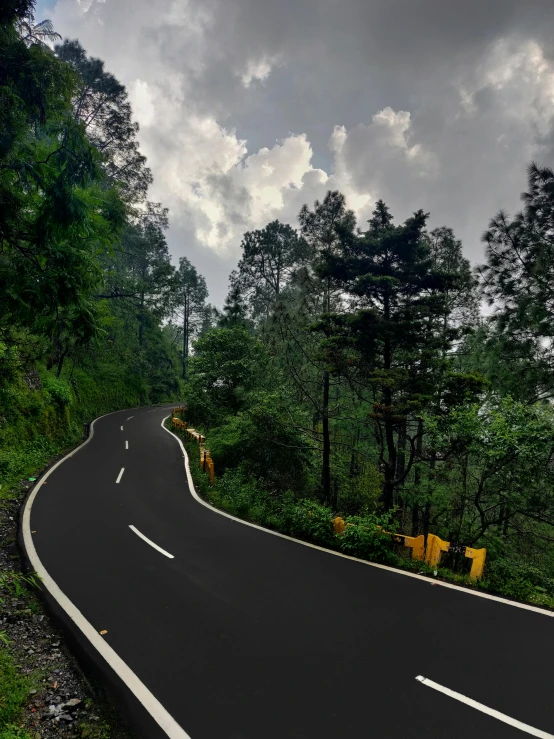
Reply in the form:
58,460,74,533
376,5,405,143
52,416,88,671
172,256,209,378
0,647,31,729
0,726,33,739
423,396,554,542
486,558,554,605
231,220,310,319
209,391,314,493
185,327,265,426
54,38,152,203
337,514,397,563
288,500,335,547
42,375,72,407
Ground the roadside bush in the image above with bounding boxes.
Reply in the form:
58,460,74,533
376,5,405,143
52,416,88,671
288,500,335,548
337,514,396,564
486,557,554,602
208,392,315,495
42,375,72,407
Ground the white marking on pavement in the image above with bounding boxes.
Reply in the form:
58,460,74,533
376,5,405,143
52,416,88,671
115,468,124,484
120,426,123,431
415,676,554,738
161,415,554,618
22,412,192,739
127,416,134,420
125,440,129,450
128,525,174,559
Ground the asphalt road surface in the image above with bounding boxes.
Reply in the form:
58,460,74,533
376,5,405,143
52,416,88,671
23,406,554,739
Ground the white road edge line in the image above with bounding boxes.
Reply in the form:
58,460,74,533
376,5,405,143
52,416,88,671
161,415,554,618
22,409,191,739
115,468,124,484
125,440,129,450
415,676,554,738
129,525,174,559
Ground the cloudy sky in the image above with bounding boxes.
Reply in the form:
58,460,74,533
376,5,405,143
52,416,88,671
37,0,554,306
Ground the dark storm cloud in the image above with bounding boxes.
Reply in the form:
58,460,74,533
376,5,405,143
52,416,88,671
50,0,554,304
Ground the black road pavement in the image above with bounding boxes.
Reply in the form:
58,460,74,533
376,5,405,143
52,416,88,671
24,406,554,738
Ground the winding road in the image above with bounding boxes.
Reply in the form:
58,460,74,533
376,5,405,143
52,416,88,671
22,405,554,739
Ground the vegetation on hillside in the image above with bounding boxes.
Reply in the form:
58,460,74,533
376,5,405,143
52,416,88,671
0,1,213,733
181,180,554,607
0,0,218,496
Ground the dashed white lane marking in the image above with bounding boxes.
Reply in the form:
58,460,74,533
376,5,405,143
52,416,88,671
120,425,123,431
125,440,129,450
128,525,174,559
415,676,554,738
127,416,134,421
115,468,125,484
23,410,191,738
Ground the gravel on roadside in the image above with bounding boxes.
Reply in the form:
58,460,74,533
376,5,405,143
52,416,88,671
0,471,135,739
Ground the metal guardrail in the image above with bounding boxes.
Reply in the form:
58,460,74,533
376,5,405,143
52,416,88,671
172,412,213,484
426,534,486,580
332,518,486,579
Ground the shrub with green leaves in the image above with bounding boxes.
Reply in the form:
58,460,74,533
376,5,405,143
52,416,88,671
42,375,72,407
288,500,335,548
486,557,554,602
337,514,396,563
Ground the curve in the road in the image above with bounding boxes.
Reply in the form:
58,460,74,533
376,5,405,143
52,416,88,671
20,406,554,739
162,415,554,619
21,408,191,739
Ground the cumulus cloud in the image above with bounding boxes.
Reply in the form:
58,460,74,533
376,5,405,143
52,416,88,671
47,0,554,304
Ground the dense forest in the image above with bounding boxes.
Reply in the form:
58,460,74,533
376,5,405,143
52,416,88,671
0,0,219,497
182,174,554,605
2,0,554,613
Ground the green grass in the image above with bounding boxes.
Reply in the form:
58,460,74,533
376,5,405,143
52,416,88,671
0,648,33,736
0,726,33,739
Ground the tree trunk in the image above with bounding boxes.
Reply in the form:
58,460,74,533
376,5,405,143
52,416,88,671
411,418,424,535
422,454,436,540
395,419,407,486
321,369,331,504
382,388,396,510
138,292,145,347
56,349,67,378
382,290,396,510
456,453,468,540
422,501,432,540
349,427,360,477
182,294,188,379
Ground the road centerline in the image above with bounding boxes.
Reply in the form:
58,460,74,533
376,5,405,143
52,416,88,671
115,468,125,484
415,676,554,738
125,440,128,450
128,525,175,559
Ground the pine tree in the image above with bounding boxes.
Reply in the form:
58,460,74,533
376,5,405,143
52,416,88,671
322,201,475,510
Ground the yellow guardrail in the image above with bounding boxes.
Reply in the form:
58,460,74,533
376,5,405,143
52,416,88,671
171,415,213,484
426,534,486,580
201,448,215,485
390,533,425,561
332,518,485,578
